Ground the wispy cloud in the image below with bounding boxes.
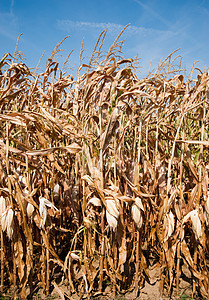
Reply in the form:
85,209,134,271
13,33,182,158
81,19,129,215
10,0,15,16
56,19,178,77
133,0,171,28
0,0,18,41
58,20,123,31
56,20,174,37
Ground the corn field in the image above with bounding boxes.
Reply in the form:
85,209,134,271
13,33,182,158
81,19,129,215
1,28,209,299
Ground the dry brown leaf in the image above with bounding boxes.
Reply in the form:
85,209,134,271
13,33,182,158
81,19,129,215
25,142,81,156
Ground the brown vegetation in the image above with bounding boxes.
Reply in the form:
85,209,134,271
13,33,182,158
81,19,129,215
0,27,209,299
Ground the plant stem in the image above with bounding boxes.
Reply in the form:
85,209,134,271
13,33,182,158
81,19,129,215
0,230,3,293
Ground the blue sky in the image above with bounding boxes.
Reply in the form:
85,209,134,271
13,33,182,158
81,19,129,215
0,0,209,78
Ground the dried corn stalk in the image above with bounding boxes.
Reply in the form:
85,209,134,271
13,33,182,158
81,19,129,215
0,28,209,299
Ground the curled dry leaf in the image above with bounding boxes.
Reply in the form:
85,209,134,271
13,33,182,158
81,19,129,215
156,155,166,196
118,237,127,272
205,195,209,225
82,175,94,186
25,142,81,156
206,195,209,214
101,103,122,153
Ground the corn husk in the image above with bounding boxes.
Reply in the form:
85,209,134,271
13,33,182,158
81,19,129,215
206,195,209,214
39,196,58,227
0,196,7,232
131,197,144,229
88,197,102,207
183,209,202,240
70,252,81,261
0,196,6,217
27,203,34,218
6,208,14,240
106,199,119,231
134,197,144,211
164,210,175,241
53,183,60,202
205,195,209,225
131,204,143,229
16,166,21,175
83,217,93,229
19,175,27,187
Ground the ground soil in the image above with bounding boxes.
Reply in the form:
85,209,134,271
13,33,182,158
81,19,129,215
32,268,194,300
1,266,195,299
34,278,193,300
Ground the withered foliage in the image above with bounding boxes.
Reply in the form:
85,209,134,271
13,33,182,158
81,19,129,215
0,29,209,299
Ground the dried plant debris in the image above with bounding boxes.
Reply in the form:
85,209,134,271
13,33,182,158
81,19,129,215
0,27,209,299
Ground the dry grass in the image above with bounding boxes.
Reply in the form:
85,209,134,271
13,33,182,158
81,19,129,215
0,28,209,299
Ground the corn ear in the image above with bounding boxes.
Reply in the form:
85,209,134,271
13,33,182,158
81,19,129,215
106,199,119,231
131,204,143,229
53,183,60,202
39,196,58,227
6,208,14,240
27,203,34,218
88,197,102,207
183,209,202,241
164,210,175,241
